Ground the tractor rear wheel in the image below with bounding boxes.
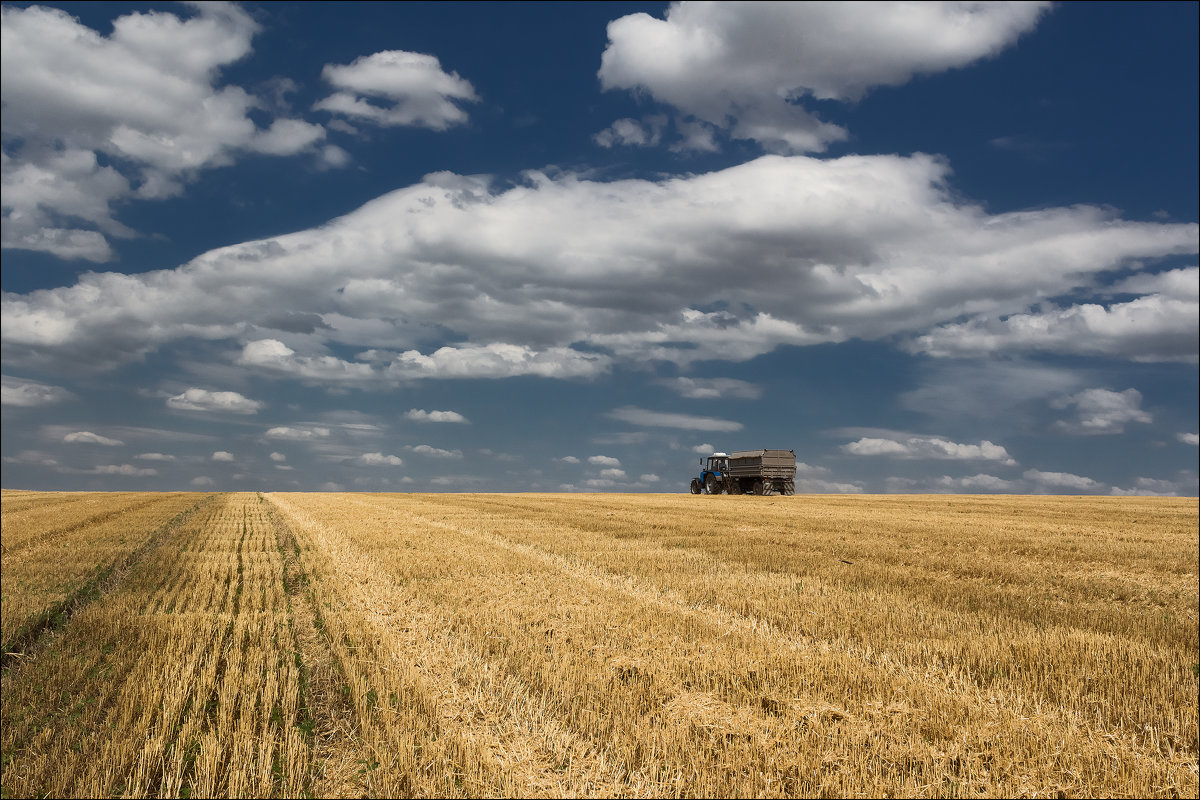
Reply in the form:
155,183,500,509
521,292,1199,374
690,478,702,494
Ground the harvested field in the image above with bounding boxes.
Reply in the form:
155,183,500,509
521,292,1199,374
1,491,1196,797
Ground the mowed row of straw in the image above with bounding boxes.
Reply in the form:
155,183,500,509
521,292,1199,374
1,491,1196,797
265,492,1198,797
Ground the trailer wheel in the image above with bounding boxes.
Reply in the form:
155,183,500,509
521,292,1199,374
690,478,702,494
706,475,722,495
752,480,765,495
728,480,743,495
781,480,795,496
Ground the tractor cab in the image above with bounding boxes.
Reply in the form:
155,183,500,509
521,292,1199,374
704,454,728,475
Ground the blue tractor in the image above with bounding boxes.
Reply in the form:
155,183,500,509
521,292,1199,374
690,452,729,494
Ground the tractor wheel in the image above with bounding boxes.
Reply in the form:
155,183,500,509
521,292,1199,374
781,480,795,496
690,478,702,494
706,475,722,495
752,480,765,495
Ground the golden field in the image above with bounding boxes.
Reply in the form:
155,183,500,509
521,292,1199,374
1,490,1196,798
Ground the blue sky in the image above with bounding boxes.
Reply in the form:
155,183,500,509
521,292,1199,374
2,0,1197,494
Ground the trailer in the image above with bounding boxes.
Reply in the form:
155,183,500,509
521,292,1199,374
690,449,796,496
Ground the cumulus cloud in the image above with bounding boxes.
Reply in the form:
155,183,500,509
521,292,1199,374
1023,468,1103,492
934,474,1019,493
404,408,469,424
264,425,331,441
594,115,666,148
3,155,1195,379
1110,477,1185,497
135,452,175,462
91,464,156,477
910,268,1199,362
588,455,621,467
315,50,478,129
662,377,762,400
211,451,235,462
167,387,263,414
1,4,326,261
359,452,404,466
270,452,287,462
191,476,215,487
408,444,462,459
842,433,1016,465
558,456,580,464
639,473,660,483
1051,388,1152,435
599,1,1048,152
1,375,74,406
63,430,124,446
599,468,627,480
1178,433,1199,446
692,443,716,454
609,406,742,432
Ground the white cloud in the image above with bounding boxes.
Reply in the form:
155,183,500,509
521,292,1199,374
91,464,156,477
167,387,262,414
1,4,326,261
1,375,74,406
594,115,666,148
588,455,621,467
211,451,235,462
662,377,761,400
599,468,627,480
135,452,175,462
911,268,1199,363
404,408,469,424
264,425,331,441
608,406,742,432
315,50,478,130
270,452,287,462
1177,432,1199,446
359,452,404,466
190,476,215,487
639,473,660,483
3,156,1195,378
1110,477,1184,497
599,1,1048,152
1051,388,1152,435
842,433,1015,465
795,478,864,494
409,444,463,459
934,474,1019,493
558,456,580,464
63,430,124,446
692,443,716,454
1023,469,1103,492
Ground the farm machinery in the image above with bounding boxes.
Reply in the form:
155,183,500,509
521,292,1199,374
690,449,796,496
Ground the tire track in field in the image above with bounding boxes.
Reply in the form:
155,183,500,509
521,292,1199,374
1,494,217,670
266,500,363,798
0,494,175,558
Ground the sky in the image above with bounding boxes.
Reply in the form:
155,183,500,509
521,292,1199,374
1,1,1197,495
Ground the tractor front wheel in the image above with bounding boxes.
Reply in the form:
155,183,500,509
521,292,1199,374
706,475,722,495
